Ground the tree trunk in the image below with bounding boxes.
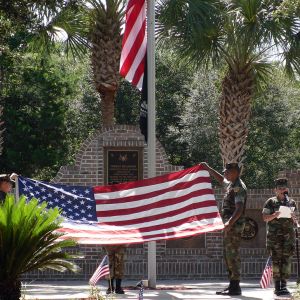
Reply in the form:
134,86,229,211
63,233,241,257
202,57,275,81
219,68,254,166
99,88,116,127
0,279,21,300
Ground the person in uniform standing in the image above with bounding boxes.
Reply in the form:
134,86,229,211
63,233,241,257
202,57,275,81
104,181,126,295
0,174,16,204
105,245,126,294
201,162,247,296
262,178,297,297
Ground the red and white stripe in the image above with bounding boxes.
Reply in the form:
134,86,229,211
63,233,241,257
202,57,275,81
260,257,273,289
119,0,147,90
89,255,110,285
57,165,224,244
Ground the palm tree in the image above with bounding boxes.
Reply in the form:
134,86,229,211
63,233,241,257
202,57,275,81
88,0,124,126
0,195,80,300
28,0,125,127
157,0,300,165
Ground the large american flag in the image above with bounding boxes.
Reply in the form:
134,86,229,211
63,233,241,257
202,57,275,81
18,165,224,245
119,0,146,90
260,256,273,289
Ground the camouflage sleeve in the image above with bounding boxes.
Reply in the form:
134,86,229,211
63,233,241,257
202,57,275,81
291,200,297,212
234,187,246,204
262,199,273,215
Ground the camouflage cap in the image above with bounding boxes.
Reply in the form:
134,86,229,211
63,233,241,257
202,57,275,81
0,174,13,183
274,178,288,188
223,163,240,173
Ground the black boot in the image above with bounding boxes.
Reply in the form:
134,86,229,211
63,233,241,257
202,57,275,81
216,282,231,295
280,280,290,295
228,280,241,295
274,280,281,296
115,278,125,294
216,280,241,296
106,279,114,294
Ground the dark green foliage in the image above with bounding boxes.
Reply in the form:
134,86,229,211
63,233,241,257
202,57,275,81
0,53,100,180
244,73,300,187
0,194,80,299
115,80,140,125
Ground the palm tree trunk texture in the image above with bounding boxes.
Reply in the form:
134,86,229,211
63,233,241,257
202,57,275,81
90,11,122,127
99,88,116,126
0,279,21,300
219,69,254,165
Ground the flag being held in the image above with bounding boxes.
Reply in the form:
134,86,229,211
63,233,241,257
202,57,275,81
260,256,273,289
89,255,110,286
18,165,224,245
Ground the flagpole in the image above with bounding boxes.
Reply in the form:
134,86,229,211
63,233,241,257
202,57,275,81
147,0,157,289
14,175,19,203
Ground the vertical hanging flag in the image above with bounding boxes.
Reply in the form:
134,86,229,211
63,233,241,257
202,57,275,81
120,0,147,90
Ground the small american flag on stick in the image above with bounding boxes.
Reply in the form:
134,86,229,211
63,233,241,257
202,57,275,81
260,256,273,289
89,255,110,286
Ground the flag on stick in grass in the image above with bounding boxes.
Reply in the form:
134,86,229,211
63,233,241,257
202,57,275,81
260,256,273,289
89,255,110,286
136,281,144,300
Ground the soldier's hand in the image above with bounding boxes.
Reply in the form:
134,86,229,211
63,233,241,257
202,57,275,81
10,173,18,181
223,221,232,233
273,211,281,219
291,212,298,224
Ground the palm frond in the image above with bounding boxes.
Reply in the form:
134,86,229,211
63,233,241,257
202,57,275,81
157,0,226,69
28,2,89,58
0,195,80,281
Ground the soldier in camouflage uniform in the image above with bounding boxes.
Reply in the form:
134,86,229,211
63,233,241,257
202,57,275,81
262,178,297,297
201,162,247,296
105,245,126,294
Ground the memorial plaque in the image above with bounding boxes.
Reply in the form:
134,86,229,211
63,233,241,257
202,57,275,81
104,147,143,184
241,209,266,248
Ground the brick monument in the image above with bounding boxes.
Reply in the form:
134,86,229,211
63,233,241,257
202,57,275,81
23,125,300,281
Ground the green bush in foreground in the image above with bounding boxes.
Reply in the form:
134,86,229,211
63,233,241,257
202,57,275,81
0,195,80,300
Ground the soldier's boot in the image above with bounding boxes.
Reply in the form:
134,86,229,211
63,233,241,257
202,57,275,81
115,279,125,294
274,280,281,296
280,280,290,296
106,279,114,294
215,282,230,295
227,280,242,295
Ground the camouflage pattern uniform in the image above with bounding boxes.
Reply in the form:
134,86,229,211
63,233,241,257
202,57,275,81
263,197,296,281
105,245,125,279
222,178,247,281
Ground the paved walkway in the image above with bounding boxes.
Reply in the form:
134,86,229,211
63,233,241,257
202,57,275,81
22,280,299,300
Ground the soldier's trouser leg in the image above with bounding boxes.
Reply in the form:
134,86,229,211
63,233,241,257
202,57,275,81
105,246,125,279
113,250,125,279
223,225,243,281
268,233,294,281
281,233,294,280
